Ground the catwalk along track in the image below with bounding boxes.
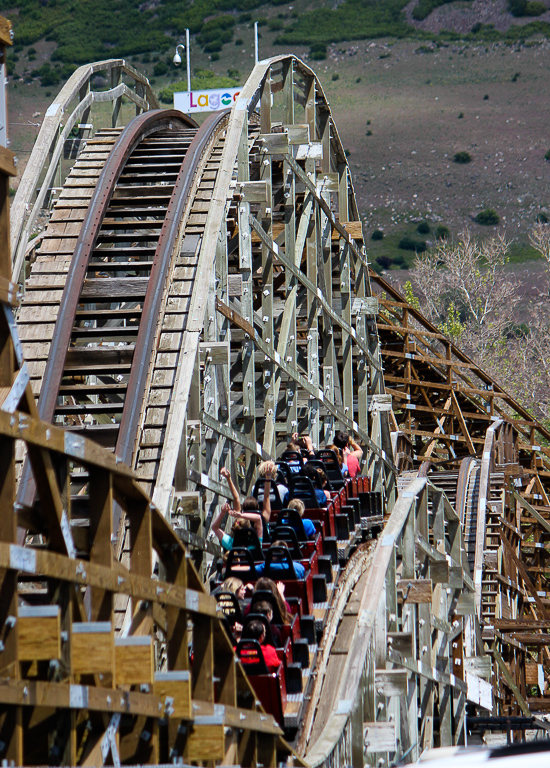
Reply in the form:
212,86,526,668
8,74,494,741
4,50,550,768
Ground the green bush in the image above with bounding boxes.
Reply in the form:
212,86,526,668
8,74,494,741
268,18,283,31
453,151,472,164
436,225,450,239
545,150,550,161
512,71,520,81
537,212,549,223
475,208,500,226
153,60,168,77
398,237,427,253
158,72,240,104
197,15,235,53
332,73,339,81
417,221,430,234
413,0,456,21
371,229,384,240
376,255,392,270
309,43,327,60
458,112,464,118
235,38,243,45
509,0,546,15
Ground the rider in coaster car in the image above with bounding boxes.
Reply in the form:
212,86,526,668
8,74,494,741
213,466,273,550
255,541,305,579
249,577,293,623
238,619,280,672
297,464,329,507
258,459,288,503
333,430,363,478
251,600,282,646
287,498,317,539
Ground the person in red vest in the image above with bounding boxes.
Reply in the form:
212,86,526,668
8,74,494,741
237,620,280,673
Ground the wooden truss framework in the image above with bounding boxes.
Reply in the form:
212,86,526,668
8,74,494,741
161,55,396,535
298,478,485,766
370,271,550,721
0,142,300,764
9,45,550,762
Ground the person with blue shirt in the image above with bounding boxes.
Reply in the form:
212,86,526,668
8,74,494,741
287,498,316,539
256,541,305,579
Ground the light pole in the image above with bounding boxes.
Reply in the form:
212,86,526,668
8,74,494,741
173,28,191,93
254,21,258,65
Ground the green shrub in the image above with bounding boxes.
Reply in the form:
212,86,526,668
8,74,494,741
375,255,392,270
235,38,243,46
366,129,373,136
371,229,384,240
512,71,520,81
197,15,235,52
332,73,340,81
483,94,489,100
158,72,240,104
509,0,546,15
545,150,550,161
436,225,450,239
475,208,500,225
398,237,427,253
309,42,327,60
417,221,430,234
268,18,283,31
153,60,168,77
537,212,549,223
453,151,472,164
413,0,456,21
458,112,464,118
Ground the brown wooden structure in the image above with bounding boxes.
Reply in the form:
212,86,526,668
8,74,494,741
6,47,550,766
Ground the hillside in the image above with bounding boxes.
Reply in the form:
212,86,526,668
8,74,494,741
5,0,550,269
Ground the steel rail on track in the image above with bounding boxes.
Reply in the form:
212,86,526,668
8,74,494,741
116,108,230,467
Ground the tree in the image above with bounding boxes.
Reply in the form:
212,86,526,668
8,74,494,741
407,230,550,426
409,231,520,368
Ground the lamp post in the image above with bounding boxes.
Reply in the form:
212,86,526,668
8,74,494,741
254,21,258,65
173,28,191,93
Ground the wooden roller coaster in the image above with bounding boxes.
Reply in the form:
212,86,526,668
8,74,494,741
3,25,550,764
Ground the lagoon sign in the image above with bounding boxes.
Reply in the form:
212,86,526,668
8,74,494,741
174,88,241,114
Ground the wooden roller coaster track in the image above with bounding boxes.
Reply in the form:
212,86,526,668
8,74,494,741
4,43,550,766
